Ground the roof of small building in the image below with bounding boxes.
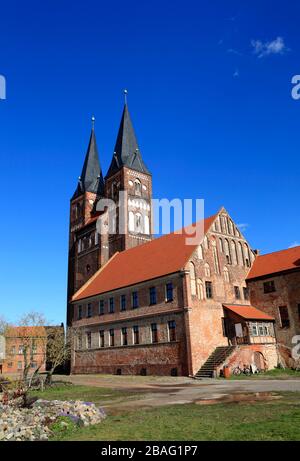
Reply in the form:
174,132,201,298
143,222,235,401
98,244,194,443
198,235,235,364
72,214,217,302
5,326,46,338
247,245,300,280
223,304,274,321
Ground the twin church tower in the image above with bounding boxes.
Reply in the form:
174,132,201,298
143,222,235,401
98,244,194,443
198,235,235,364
67,102,153,325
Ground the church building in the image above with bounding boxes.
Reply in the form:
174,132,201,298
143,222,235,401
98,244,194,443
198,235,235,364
67,102,281,377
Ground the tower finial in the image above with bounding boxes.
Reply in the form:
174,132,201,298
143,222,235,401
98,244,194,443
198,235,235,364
91,115,95,130
124,89,128,105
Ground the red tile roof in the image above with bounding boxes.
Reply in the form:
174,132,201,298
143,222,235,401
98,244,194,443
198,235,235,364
72,214,217,302
247,246,300,280
223,304,274,321
5,326,46,338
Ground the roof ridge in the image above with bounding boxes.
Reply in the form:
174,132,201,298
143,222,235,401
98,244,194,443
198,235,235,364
257,245,300,258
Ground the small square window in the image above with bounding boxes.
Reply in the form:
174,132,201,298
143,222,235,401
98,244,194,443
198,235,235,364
86,332,92,349
279,306,290,328
263,281,276,293
205,281,213,299
151,323,158,343
234,286,241,299
122,327,128,346
87,304,92,318
99,330,105,348
243,287,249,300
132,292,139,309
109,298,115,313
99,300,105,315
121,295,126,311
109,329,114,347
166,283,173,302
168,320,176,342
149,287,157,305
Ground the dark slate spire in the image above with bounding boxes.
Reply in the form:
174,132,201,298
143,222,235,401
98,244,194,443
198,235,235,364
106,104,151,178
72,121,104,199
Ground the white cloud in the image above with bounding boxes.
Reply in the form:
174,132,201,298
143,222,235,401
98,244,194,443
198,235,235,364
251,36,288,58
289,241,300,248
233,68,239,78
237,223,249,232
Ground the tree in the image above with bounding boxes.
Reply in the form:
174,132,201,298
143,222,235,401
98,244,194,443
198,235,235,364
45,325,69,384
16,311,47,384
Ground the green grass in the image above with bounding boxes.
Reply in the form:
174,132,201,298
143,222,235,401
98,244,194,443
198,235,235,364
49,392,300,441
228,368,300,380
29,384,140,404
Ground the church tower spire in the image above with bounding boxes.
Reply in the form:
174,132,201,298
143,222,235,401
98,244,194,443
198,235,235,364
105,98,153,257
106,102,150,179
73,118,104,199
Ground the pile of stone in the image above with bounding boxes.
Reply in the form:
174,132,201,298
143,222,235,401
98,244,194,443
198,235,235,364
0,399,106,441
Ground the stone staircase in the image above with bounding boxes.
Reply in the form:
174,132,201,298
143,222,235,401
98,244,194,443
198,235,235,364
194,346,236,379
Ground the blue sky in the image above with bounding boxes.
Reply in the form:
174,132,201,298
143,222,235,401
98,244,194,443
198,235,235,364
0,0,299,324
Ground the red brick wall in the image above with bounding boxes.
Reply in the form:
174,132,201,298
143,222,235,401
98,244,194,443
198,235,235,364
247,270,300,365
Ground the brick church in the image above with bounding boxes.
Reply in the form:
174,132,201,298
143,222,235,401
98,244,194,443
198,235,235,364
67,102,300,377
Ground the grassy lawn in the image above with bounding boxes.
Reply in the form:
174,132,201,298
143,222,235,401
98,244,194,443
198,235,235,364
228,368,300,380
46,390,300,441
29,384,141,405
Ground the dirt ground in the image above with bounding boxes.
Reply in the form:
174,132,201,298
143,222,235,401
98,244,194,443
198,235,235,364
53,374,300,411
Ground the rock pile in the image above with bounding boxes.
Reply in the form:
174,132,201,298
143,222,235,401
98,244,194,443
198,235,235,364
0,400,106,441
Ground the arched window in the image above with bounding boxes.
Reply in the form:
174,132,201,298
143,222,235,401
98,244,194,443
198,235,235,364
212,242,220,274
203,236,209,249
134,179,142,196
129,211,134,232
223,266,230,283
189,261,197,296
228,219,234,235
219,238,224,253
204,263,210,278
231,240,238,265
224,239,232,265
135,212,143,233
144,215,150,234
197,279,205,300
238,242,244,266
197,245,203,260
244,243,251,267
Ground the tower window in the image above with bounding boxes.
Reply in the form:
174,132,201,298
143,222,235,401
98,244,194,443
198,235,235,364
78,305,83,320
134,179,142,196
